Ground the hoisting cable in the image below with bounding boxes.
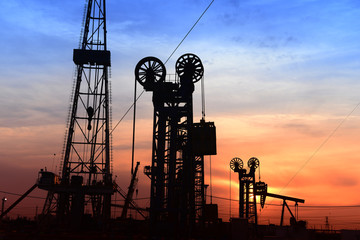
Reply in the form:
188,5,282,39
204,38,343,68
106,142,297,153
210,156,213,204
131,74,137,175
110,0,215,134
258,162,261,181
201,73,206,119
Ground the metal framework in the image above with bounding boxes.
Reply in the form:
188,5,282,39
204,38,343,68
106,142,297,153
230,157,259,224
39,0,113,224
136,54,215,235
257,189,305,226
230,157,305,226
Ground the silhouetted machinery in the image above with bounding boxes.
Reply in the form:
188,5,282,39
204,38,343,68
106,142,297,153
230,157,304,226
38,0,114,224
135,54,217,235
0,1,145,224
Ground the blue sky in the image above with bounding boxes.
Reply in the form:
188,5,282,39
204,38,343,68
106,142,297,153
1,0,360,227
1,0,359,123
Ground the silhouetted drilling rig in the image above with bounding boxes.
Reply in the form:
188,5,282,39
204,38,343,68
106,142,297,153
230,157,305,226
40,0,113,224
135,54,217,235
0,0,116,225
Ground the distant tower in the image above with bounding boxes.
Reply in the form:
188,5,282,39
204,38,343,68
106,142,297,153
40,0,113,224
325,216,330,231
230,157,259,224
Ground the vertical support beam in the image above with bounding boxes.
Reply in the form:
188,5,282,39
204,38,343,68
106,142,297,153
280,200,285,226
150,110,167,223
239,175,244,218
252,178,258,225
245,181,250,218
168,115,178,224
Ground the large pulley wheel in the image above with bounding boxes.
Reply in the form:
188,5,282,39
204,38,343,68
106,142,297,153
230,157,243,171
248,157,260,169
135,57,166,89
175,53,204,83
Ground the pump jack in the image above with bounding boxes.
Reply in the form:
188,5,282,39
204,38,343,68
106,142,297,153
230,157,304,226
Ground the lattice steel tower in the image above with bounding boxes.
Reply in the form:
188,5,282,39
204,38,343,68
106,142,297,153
40,0,113,224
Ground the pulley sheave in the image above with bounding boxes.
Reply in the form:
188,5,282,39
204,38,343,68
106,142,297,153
176,53,204,83
248,157,260,169
135,56,166,91
230,157,243,171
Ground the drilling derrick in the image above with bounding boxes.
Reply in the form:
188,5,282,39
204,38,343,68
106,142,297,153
136,54,216,236
39,0,113,224
230,157,305,226
230,157,259,224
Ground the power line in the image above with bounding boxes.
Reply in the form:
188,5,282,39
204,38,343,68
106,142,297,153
164,0,214,65
277,101,360,195
207,195,360,209
2,188,359,210
298,205,360,209
0,190,46,200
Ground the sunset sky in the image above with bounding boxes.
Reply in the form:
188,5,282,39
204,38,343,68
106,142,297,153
1,0,360,229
